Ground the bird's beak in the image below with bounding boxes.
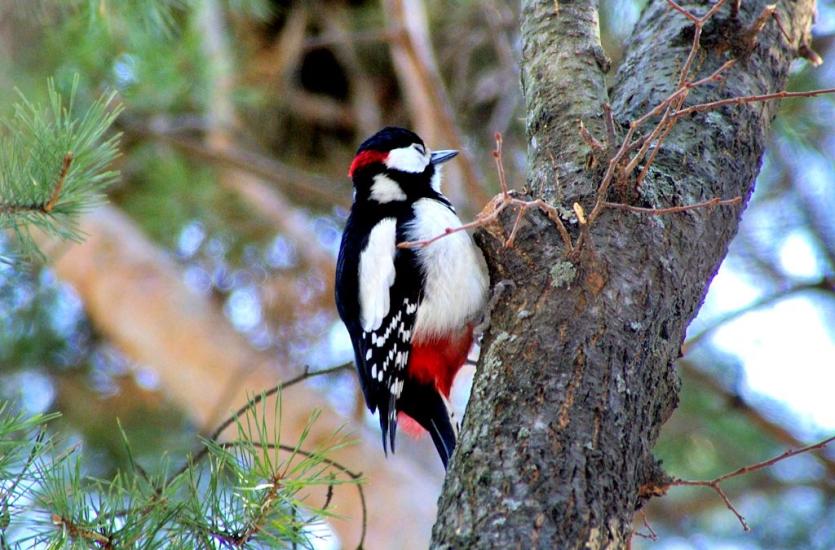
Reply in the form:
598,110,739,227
430,150,458,165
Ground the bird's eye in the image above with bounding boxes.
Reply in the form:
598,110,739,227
413,144,426,156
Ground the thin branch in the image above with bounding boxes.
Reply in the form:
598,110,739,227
493,132,510,199
680,360,835,482
397,201,506,250
625,59,736,186
173,363,363,548
665,0,701,23
121,121,349,208
669,434,835,531
398,133,573,252
579,120,605,152
672,88,835,119
51,515,113,549
602,196,741,215
0,152,74,215
189,363,352,468
43,152,73,213
221,440,367,549
226,472,283,547
631,511,658,541
602,103,617,153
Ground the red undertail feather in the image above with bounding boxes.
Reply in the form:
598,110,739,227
408,325,474,396
398,325,474,437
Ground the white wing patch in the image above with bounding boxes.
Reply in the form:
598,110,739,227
385,145,429,173
359,218,398,332
370,174,407,203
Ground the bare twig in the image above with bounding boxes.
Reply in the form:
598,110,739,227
579,120,605,152
798,42,824,66
680,360,835,481
672,87,835,119
670,434,835,531
493,132,510,199
398,133,574,252
602,102,617,151
602,196,742,215
628,59,737,187
631,511,658,541
741,4,791,50
665,0,701,23
192,363,352,464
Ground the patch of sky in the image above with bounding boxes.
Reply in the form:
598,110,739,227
708,289,835,430
3,371,55,415
183,264,212,294
177,221,205,258
266,234,297,269
46,278,85,336
778,230,822,279
112,53,138,89
224,286,262,332
134,366,160,390
313,215,342,256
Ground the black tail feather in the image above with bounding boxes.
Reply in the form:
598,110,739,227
396,380,457,469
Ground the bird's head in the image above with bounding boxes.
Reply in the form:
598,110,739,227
348,127,458,203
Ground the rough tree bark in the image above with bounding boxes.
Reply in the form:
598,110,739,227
432,0,816,548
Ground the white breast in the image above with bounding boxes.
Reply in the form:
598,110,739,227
406,198,488,339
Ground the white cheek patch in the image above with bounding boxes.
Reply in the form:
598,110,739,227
370,174,407,203
385,146,429,173
359,218,398,332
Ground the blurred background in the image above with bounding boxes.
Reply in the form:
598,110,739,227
0,0,833,548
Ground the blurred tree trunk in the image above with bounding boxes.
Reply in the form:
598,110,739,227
431,0,816,548
40,205,440,549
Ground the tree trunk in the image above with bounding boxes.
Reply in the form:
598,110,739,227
431,0,816,548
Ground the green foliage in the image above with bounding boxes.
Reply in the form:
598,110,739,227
0,396,355,548
0,77,121,261
118,146,272,254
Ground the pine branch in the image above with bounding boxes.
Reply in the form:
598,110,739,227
0,76,122,260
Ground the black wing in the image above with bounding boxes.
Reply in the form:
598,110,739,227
335,211,457,467
335,214,420,453
358,267,420,454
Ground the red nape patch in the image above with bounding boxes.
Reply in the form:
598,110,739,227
408,326,474,397
397,412,427,438
348,150,388,177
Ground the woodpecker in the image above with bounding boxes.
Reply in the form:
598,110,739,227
335,127,488,468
